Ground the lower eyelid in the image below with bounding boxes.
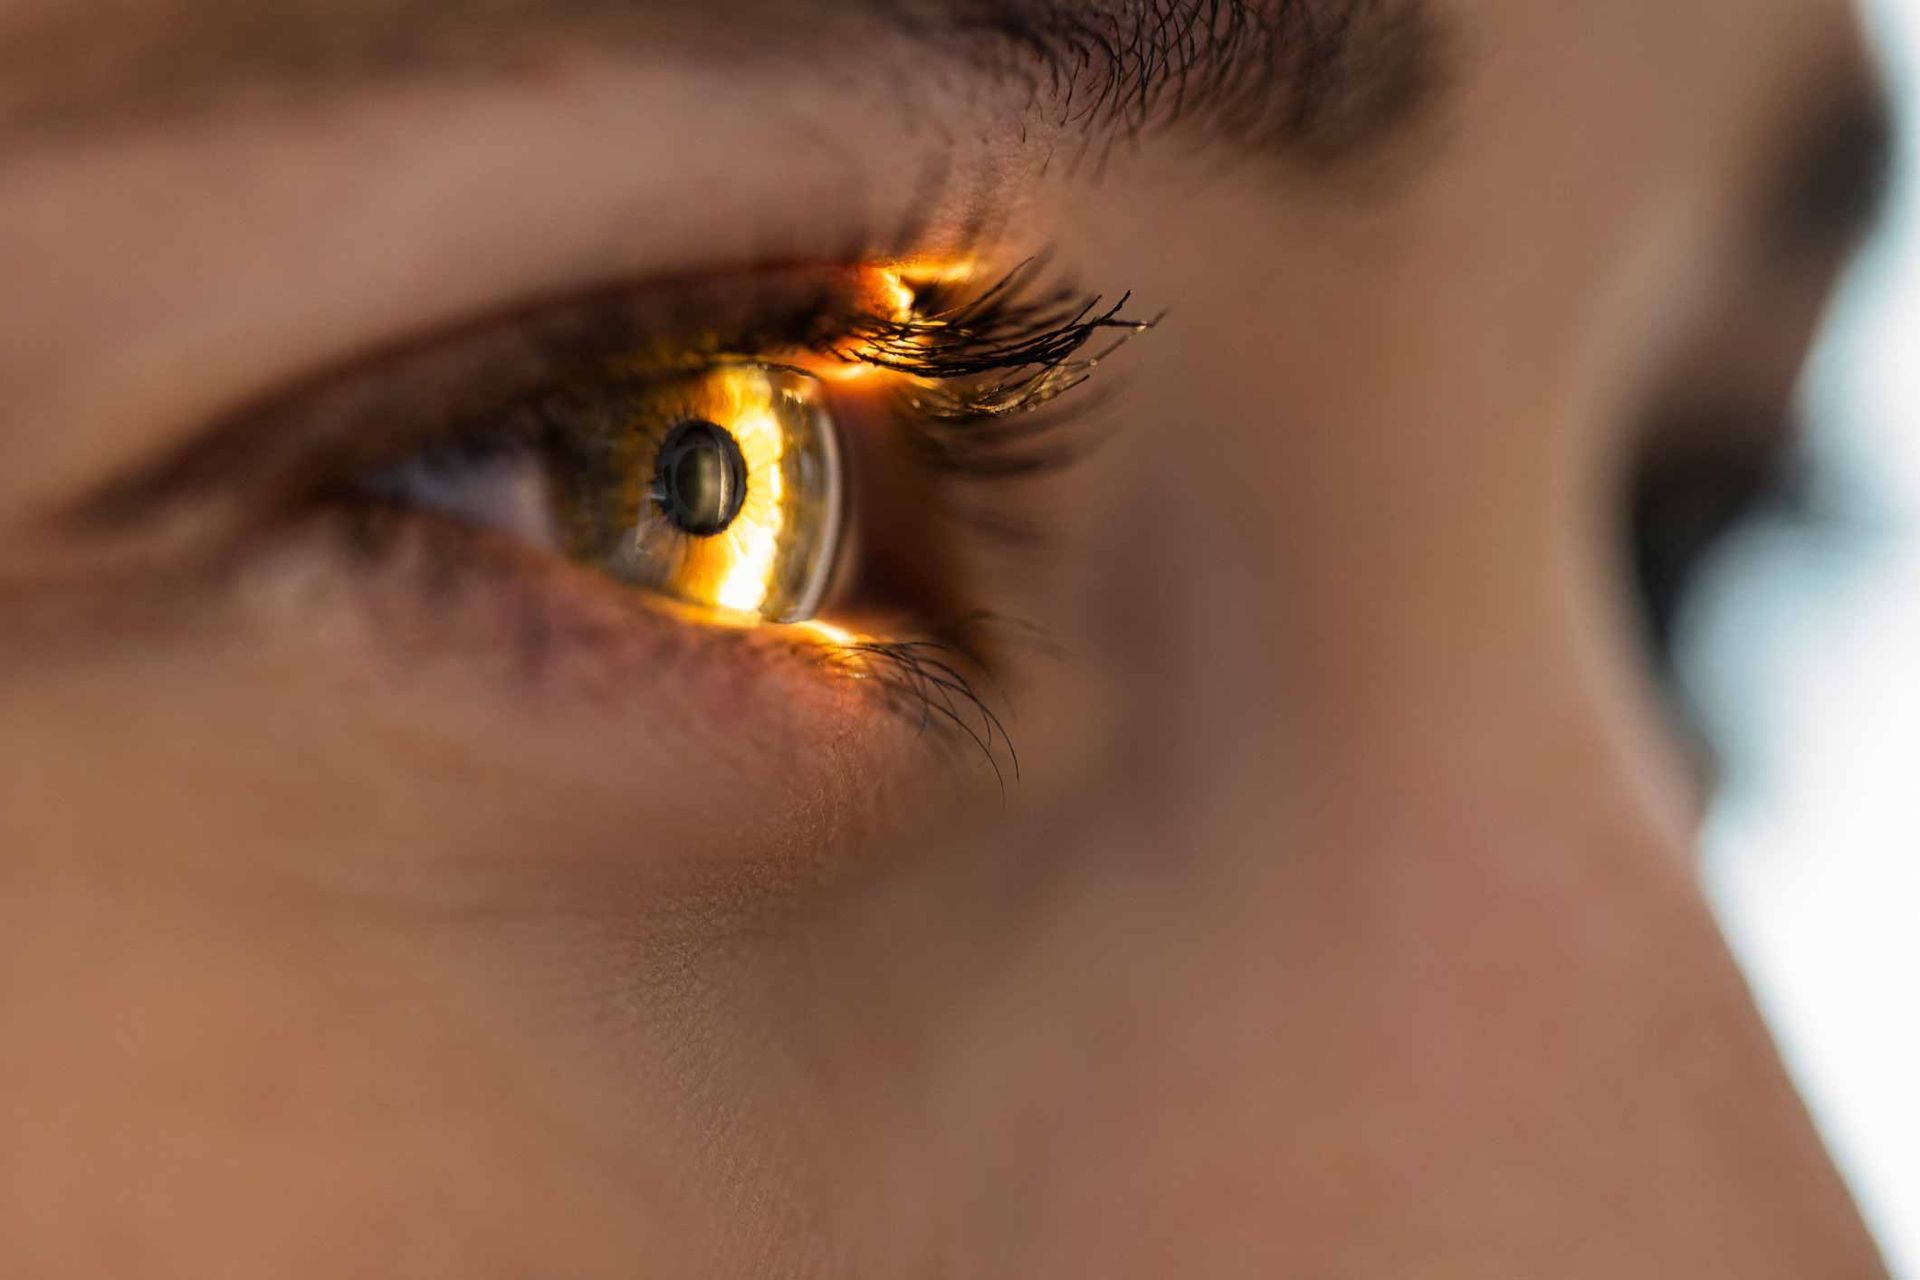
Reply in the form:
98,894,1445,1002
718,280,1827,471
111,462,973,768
269,500,905,739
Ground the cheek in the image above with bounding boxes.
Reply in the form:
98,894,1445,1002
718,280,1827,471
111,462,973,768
0,522,987,914
0,866,731,1276
738,751,1854,1275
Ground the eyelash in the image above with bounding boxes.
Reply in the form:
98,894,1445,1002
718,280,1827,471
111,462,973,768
838,259,1151,479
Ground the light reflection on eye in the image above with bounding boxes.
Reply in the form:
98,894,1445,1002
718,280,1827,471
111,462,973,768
552,364,845,625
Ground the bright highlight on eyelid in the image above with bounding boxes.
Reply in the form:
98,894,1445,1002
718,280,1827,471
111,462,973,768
882,274,919,322
822,259,983,381
879,259,979,319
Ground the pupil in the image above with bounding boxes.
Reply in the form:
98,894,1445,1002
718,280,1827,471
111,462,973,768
654,419,747,537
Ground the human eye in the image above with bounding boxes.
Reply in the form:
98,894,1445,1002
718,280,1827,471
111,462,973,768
67,254,1146,751
364,361,847,625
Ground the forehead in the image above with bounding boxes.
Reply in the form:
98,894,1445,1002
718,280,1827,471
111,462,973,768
1485,0,1873,128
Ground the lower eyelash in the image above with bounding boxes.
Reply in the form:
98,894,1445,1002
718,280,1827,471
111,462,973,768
837,638,1020,790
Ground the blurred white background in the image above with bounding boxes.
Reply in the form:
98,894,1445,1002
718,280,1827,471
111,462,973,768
1697,0,1920,1273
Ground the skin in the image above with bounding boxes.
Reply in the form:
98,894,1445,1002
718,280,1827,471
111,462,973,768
0,0,1897,1274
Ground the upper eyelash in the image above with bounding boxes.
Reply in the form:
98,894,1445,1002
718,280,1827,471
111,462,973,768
832,257,1154,424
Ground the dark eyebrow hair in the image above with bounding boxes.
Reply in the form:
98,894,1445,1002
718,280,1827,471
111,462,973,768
0,0,1446,166
897,0,1446,162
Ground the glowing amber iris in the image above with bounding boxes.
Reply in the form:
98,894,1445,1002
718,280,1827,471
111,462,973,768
671,369,790,615
573,365,842,626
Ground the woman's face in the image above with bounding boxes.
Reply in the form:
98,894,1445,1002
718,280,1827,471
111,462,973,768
0,0,1897,1273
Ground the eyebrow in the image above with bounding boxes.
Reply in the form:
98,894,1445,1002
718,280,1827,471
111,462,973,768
0,0,1446,166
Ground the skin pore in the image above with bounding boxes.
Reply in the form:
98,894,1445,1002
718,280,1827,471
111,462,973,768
0,0,1899,1275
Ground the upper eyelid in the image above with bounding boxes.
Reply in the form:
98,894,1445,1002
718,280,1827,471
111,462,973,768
62,265,885,538
59,252,1148,559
